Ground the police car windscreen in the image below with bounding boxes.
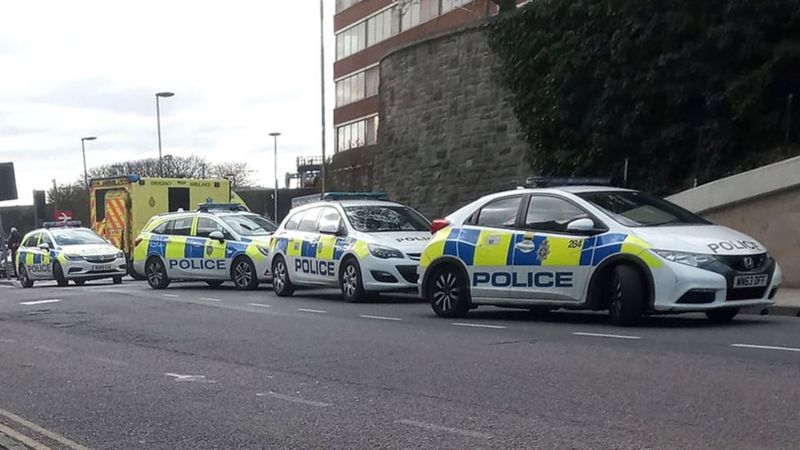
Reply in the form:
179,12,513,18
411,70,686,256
344,206,429,232
51,229,107,246
577,191,709,227
221,214,276,236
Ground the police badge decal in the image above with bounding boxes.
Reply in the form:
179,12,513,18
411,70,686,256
537,239,550,263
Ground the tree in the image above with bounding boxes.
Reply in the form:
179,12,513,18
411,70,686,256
491,0,517,14
88,156,257,189
47,181,89,223
207,162,255,190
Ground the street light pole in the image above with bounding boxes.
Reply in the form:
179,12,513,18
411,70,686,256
81,136,97,190
319,0,327,195
155,92,175,177
269,132,281,221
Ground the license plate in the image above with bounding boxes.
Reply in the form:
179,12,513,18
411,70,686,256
92,264,113,272
733,274,768,288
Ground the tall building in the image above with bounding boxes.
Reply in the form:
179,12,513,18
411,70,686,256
333,0,501,154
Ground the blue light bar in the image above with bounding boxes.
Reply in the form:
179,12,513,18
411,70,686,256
197,203,248,212
321,192,388,201
43,220,83,228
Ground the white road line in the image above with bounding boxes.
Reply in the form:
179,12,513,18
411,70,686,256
0,338,16,344
89,356,129,367
572,332,641,340
395,419,492,440
256,391,331,407
165,373,217,383
0,284,13,288
0,422,49,450
19,299,61,306
200,297,222,302
34,345,63,353
452,322,507,329
0,406,89,450
163,294,179,298
731,343,800,353
247,303,272,308
359,314,402,321
297,308,327,314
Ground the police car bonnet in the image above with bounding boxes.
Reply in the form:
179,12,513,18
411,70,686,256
632,224,765,255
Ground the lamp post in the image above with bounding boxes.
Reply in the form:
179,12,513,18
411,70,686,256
155,91,175,177
81,136,97,190
319,0,327,194
269,132,281,221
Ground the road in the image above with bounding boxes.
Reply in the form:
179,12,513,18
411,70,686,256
0,280,798,449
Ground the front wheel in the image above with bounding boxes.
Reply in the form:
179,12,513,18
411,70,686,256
18,265,34,288
428,264,470,318
232,257,258,290
340,258,366,303
206,280,224,288
53,262,69,287
272,256,295,297
113,276,123,285
145,257,170,289
608,265,644,326
73,279,86,286
706,308,739,324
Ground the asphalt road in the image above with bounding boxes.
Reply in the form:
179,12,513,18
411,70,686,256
0,279,798,449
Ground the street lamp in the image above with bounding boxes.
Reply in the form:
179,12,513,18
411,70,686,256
155,91,175,177
269,132,281,221
81,136,97,189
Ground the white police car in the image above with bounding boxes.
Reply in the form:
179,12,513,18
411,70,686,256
418,185,783,325
132,204,276,290
268,193,431,302
16,221,127,288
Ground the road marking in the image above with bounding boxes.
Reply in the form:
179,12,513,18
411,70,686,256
0,406,89,450
34,345,63,353
199,297,222,302
163,294,179,298
256,391,331,407
247,303,272,308
572,332,641,340
452,322,507,329
297,308,327,314
0,284,12,288
0,422,50,450
19,299,61,306
0,338,16,344
395,419,492,440
731,343,800,353
89,356,129,367
165,373,217,383
360,314,402,321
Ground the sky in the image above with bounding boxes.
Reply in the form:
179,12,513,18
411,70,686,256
0,0,336,205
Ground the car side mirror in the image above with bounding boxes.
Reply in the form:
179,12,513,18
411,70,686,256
208,231,225,242
38,242,50,250
566,218,602,234
318,223,339,236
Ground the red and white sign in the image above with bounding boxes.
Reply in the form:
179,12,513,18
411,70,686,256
55,210,73,222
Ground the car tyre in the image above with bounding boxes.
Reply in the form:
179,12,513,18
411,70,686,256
18,265,34,288
53,262,69,287
206,280,224,288
113,276,123,285
232,257,259,290
428,264,470,318
272,256,295,297
608,265,644,326
340,258,366,303
73,279,86,286
145,257,170,289
705,308,739,324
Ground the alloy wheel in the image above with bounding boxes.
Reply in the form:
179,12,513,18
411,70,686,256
235,261,253,287
433,270,459,313
273,260,286,292
342,264,358,297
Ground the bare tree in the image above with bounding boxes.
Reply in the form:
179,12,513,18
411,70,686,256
207,162,255,190
87,156,256,189
491,0,516,13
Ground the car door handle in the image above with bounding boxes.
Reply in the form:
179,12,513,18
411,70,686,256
515,242,535,253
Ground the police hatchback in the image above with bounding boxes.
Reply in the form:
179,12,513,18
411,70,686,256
132,205,276,290
418,186,782,325
16,221,127,288
269,193,431,302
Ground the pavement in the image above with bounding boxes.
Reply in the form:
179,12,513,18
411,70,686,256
0,279,799,449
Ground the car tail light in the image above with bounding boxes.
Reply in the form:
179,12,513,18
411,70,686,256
430,219,450,235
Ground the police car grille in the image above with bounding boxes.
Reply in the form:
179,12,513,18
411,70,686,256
396,265,418,284
726,287,768,301
718,254,767,272
84,255,115,263
406,253,421,261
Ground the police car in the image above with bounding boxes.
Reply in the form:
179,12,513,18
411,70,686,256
418,185,783,325
15,221,127,288
132,204,277,290
268,193,431,302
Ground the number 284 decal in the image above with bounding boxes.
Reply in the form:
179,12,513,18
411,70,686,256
568,239,583,249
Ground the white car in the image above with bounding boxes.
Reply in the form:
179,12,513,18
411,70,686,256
418,186,783,325
268,194,431,302
132,206,277,290
16,222,127,288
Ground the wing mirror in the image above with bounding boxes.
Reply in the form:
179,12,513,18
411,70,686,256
38,242,51,250
208,231,225,242
566,218,604,235
318,223,340,236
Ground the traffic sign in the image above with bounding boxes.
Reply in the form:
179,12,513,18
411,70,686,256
55,210,73,222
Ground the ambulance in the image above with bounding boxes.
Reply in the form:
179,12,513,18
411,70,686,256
89,175,246,276
418,185,782,326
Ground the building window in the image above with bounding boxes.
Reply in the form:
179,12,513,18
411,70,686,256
365,66,379,98
366,8,398,47
335,66,380,107
336,116,379,152
400,1,421,31
442,0,472,14
335,0,363,14
336,21,366,60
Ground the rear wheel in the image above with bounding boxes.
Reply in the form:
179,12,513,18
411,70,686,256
145,257,170,289
706,308,739,324
608,265,644,326
340,258,366,303
18,265,33,288
428,264,470,318
272,256,294,297
53,262,69,287
232,257,258,290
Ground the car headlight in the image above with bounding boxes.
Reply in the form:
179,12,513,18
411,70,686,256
653,250,716,267
116,252,125,259
64,254,84,261
368,244,404,259
257,246,270,257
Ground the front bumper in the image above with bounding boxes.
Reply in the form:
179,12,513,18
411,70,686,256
361,255,419,293
65,257,127,280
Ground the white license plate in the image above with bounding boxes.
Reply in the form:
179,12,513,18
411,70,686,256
92,264,113,272
733,274,768,288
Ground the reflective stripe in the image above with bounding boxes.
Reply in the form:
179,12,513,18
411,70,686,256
287,239,303,257
352,240,369,259
473,230,513,266
317,236,337,260
165,236,187,259
541,237,581,266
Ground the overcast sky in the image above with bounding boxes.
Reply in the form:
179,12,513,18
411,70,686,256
0,0,335,205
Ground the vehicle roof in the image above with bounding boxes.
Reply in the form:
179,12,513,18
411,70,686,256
294,199,405,209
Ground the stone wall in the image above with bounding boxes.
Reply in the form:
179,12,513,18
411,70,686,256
327,145,376,193
374,24,530,218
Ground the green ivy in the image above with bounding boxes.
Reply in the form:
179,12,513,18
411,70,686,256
488,0,800,194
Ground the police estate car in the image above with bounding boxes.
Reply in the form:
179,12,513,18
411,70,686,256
268,193,431,302
419,186,783,325
132,204,277,290
16,221,127,288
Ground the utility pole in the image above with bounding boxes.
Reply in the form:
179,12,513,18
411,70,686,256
319,0,327,195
